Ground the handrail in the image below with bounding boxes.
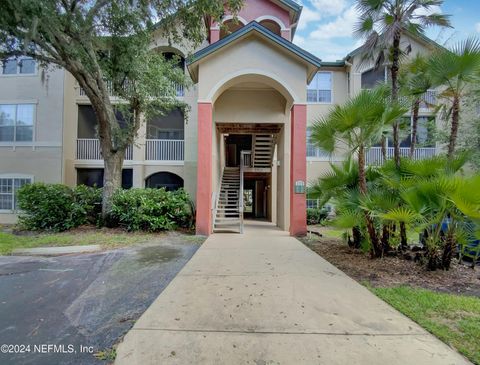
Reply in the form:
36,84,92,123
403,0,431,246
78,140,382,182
239,151,251,234
212,166,224,232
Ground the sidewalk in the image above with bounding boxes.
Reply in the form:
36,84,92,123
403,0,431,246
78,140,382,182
115,221,470,364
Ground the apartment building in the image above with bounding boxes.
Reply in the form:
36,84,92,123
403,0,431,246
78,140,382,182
0,0,440,234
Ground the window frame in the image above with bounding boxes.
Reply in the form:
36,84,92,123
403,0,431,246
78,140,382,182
0,57,38,77
306,127,331,161
0,103,36,144
0,175,33,213
307,71,333,104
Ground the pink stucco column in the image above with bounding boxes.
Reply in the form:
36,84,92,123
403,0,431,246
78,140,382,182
196,102,213,235
290,104,307,236
281,29,291,41
209,28,220,44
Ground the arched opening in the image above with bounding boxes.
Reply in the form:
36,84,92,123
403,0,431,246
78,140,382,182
211,73,294,230
259,19,281,36
145,172,184,191
162,51,185,71
220,19,244,39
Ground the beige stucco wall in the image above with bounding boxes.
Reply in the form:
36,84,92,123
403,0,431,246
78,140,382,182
215,89,287,124
197,36,307,105
0,66,65,223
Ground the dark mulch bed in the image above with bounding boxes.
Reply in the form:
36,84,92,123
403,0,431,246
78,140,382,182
302,235,480,297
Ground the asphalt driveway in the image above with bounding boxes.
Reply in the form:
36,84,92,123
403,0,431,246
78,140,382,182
0,233,199,365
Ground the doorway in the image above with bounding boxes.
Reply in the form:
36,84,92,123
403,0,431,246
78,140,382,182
225,134,252,167
244,178,268,219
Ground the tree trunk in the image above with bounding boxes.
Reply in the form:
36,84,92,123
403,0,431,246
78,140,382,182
352,226,362,249
102,150,125,217
448,95,460,158
399,221,408,251
381,224,391,253
441,228,456,270
409,98,420,158
381,136,387,161
391,33,401,168
358,145,381,257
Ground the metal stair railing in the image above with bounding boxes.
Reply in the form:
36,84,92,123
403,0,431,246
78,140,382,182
239,150,251,234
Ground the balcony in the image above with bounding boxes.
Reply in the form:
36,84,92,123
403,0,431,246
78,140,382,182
76,138,133,160
366,147,436,165
78,81,184,97
145,139,184,161
307,144,330,160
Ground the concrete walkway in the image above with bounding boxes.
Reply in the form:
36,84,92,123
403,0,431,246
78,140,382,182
115,221,470,364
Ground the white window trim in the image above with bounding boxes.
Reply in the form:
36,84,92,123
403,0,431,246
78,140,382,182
307,71,333,105
0,174,34,213
0,102,37,145
0,57,39,77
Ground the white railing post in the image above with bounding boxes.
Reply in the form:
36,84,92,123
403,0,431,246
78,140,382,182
76,138,132,160
145,139,185,161
366,146,437,165
239,151,249,234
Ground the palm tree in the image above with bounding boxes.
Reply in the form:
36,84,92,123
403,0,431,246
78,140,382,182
354,0,451,167
311,85,408,257
428,37,480,158
399,54,433,157
380,154,477,270
309,157,381,249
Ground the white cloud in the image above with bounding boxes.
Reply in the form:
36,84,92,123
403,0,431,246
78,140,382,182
293,36,359,61
310,0,348,17
297,0,348,31
297,6,322,31
476,23,480,33
413,5,442,17
310,6,358,40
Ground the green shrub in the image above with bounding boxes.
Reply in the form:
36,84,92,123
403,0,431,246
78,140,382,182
306,207,329,225
110,188,193,232
17,183,102,231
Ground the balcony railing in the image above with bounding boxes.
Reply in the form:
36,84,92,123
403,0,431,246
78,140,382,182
366,147,436,165
307,144,330,159
145,139,184,161
422,89,437,106
76,138,133,160
79,81,184,97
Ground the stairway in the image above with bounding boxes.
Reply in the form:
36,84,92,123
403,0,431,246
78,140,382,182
252,134,275,168
213,167,241,232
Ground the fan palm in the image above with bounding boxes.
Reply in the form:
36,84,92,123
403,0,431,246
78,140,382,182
354,0,451,167
380,154,477,270
428,37,480,158
311,85,408,257
309,157,381,249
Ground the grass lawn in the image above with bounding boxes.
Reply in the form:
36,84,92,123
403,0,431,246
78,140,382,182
371,286,480,365
0,229,161,255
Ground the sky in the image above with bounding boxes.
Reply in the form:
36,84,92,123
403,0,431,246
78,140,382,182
292,0,480,61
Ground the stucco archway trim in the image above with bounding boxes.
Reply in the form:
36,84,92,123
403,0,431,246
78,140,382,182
255,15,287,30
202,68,298,105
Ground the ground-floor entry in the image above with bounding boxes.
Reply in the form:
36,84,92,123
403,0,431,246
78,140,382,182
243,178,267,219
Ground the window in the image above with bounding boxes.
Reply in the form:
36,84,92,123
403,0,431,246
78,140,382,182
307,72,332,103
147,108,184,140
397,116,436,148
0,104,35,142
1,57,36,75
0,177,32,211
361,67,386,89
306,128,329,159
76,168,133,189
